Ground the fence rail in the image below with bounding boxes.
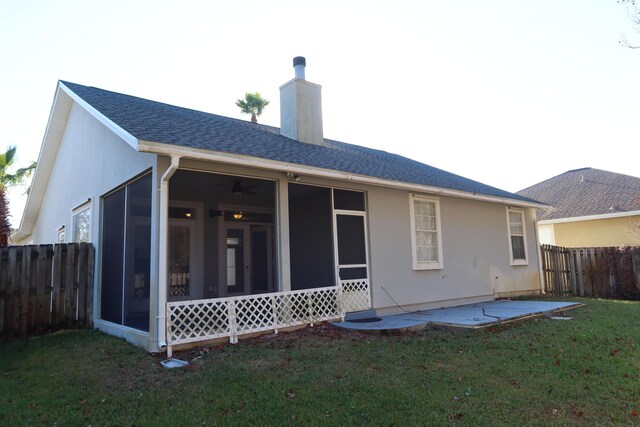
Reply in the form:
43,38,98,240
0,243,95,340
166,279,371,356
541,244,640,299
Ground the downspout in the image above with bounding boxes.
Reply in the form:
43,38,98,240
157,155,180,352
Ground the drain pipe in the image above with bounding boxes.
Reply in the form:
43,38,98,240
157,155,180,352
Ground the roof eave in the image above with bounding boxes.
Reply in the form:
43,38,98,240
138,140,548,209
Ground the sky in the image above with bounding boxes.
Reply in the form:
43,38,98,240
1,0,639,227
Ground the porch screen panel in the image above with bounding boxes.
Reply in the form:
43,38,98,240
336,215,366,265
100,172,152,331
251,227,269,292
288,184,335,290
101,188,126,324
123,173,152,331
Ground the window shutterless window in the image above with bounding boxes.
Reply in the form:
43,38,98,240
72,202,91,243
409,194,443,270
507,208,528,265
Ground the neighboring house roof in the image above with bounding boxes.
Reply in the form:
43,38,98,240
13,80,545,241
517,168,640,222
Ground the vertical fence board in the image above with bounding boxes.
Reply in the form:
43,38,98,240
35,245,51,333
567,248,577,294
0,250,6,335
19,247,30,336
6,247,18,339
86,244,94,328
51,245,63,330
575,249,584,296
77,243,87,327
63,244,76,329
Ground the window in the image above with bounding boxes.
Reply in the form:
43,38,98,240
409,194,443,270
57,226,65,243
72,202,91,243
507,208,528,265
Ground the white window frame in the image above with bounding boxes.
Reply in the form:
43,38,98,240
57,226,65,244
409,194,444,270
72,201,92,243
506,207,528,266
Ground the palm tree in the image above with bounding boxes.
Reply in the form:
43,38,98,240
0,146,36,246
235,92,270,123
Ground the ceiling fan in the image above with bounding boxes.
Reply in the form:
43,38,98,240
218,179,258,196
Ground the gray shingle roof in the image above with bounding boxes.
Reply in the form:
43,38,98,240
61,80,537,203
517,168,640,220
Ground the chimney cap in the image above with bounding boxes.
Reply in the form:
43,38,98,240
293,56,306,67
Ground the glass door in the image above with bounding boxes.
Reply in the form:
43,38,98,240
226,225,250,295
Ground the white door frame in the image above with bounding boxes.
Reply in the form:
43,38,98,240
332,208,370,284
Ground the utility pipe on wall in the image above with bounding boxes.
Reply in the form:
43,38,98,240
157,155,180,352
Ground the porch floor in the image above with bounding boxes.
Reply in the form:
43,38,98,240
332,300,583,331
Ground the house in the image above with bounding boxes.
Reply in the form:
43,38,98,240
517,168,640,247
13,57,547,353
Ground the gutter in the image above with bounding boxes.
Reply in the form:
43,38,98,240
137,141,549,210
157,155,181,351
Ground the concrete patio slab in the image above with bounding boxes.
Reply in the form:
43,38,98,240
333,300,583,331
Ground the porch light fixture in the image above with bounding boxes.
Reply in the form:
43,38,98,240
232,211,243,220
185,211,192,218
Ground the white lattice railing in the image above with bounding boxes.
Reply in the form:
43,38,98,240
340,279,371,313
166,280,370,356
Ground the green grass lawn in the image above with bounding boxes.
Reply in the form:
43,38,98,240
1,297,639,426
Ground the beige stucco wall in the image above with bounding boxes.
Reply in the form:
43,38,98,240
549,215,640,247
367,187,541,312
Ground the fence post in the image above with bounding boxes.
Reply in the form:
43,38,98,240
229,300,238,344
307,292,313,327
271,295,279,334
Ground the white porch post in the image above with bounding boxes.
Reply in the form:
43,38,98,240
157,155,180,351
278,179,291,292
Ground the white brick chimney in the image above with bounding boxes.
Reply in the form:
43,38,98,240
280,56,324,145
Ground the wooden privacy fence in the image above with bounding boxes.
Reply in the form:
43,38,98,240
0,243,95,340
541,244,640,300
